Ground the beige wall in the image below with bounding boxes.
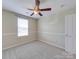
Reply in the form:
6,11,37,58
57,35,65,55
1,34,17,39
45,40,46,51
2,7,76,50
38,8,76,49
2,10,37,50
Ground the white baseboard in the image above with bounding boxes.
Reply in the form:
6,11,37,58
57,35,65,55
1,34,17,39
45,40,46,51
3,39,37,50
39,39,65,50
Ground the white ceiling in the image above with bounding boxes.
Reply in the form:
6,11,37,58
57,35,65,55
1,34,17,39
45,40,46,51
2,0,76,18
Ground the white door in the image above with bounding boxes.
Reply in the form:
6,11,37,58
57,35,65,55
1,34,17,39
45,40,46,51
65,14,76,54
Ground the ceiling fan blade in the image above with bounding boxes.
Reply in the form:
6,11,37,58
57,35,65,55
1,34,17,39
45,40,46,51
40,8,51,11
39,12,43,16
30,12,34,16
35,0,40,6
27,8,33,11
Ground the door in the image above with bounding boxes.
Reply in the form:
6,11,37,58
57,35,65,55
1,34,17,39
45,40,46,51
65,14,76,54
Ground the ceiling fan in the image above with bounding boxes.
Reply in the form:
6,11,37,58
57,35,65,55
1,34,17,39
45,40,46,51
27,0,51,16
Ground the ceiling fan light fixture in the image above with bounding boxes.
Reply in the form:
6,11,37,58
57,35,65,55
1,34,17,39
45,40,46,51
27,0,51,16
34,11,39,14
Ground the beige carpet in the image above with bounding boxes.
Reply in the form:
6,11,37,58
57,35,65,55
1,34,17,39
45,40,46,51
2,41,75,59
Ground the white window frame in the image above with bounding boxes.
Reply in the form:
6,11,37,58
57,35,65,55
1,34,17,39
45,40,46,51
17,17,28,36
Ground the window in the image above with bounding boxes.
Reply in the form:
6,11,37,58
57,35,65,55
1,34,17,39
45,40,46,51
17,17,28,36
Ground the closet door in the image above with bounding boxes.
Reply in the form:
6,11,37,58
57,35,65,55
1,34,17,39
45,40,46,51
65,14,76,54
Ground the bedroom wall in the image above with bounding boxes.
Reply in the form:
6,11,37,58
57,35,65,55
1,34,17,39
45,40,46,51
2,10,37,50
38,8,76,49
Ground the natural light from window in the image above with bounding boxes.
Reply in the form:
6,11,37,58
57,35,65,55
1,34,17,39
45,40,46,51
17,17,28,36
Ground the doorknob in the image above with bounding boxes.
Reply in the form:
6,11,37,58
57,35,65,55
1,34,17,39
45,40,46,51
65,34,68,36
68,35,72,37
65,34,72,37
